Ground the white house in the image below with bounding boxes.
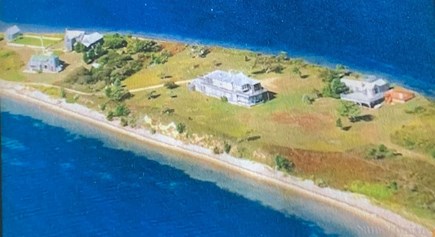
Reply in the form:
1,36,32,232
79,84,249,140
5,25,22,41
189,70,267,107
340,76,389,108
64,29,103,51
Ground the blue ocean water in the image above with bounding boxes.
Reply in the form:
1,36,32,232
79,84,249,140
1,98,392,236
1,0,434,96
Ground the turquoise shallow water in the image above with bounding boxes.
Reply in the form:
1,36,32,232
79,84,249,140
1,97,394,236
1,0,434,96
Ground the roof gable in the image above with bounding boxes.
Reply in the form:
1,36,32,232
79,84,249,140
5,25,21,35
80,32,103,47
205,70,259,86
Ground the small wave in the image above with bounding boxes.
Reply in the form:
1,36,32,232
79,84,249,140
1,137,27,151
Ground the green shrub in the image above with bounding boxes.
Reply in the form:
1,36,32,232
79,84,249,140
113,103,130,117
315,178,328,188
74,42,86,53
127,39,160,53
103,33,127,49
336,118,343,129
106,111,114,121
224,142,231,154
176,123,186,134
213,146,221,154
60,88,66,98
120,117,128,127
367,144,395,159
164,81,178,89
220,96,228,102
275,155,295,173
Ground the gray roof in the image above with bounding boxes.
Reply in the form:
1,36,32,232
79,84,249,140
5,25,21,35
28,54,59,64
65,30,85,40
341,76,388,89
81,32,103,47
204,70,259,86
65,30,102,47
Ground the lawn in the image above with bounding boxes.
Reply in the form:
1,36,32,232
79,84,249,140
12,35,62,47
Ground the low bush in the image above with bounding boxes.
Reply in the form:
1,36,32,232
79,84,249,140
224,142,231,154
367,144,395,159
275,155,295,173
176,123,186,134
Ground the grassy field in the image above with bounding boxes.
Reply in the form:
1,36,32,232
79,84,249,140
12,35,62,47
0,40,85,84
124,45,298,89
0,46,25,81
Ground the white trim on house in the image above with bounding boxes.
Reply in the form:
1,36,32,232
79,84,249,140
340,76,389,108
189,70,267,107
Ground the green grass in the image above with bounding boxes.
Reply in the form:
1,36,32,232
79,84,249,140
390,103,435,158
349,181,395,200
12,36,61,47
0,47,25,81
124,46,283,89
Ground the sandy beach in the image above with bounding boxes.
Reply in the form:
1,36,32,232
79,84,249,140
0,80,432,237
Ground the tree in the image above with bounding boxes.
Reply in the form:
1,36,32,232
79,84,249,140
74,42,86,53
103,34,127,49
330,78,349,97
113,103,130,117
105,79,130,102
338,101,361,122
128,39,160,54
83,52,90,64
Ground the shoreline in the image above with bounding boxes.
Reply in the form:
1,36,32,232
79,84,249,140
0,80,431,236
1,21,433,98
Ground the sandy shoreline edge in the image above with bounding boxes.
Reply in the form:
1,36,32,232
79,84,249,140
0,80,431,236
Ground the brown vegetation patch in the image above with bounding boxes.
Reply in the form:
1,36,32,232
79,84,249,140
160,42,186,55
271,111,332,130
270,146,390,188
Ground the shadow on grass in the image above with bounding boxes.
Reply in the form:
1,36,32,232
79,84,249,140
355,114,375,122
265,91,277,101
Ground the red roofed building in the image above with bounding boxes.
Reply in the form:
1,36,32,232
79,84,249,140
385,89,415,104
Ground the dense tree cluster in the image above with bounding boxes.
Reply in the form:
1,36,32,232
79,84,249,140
103,34,127,49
